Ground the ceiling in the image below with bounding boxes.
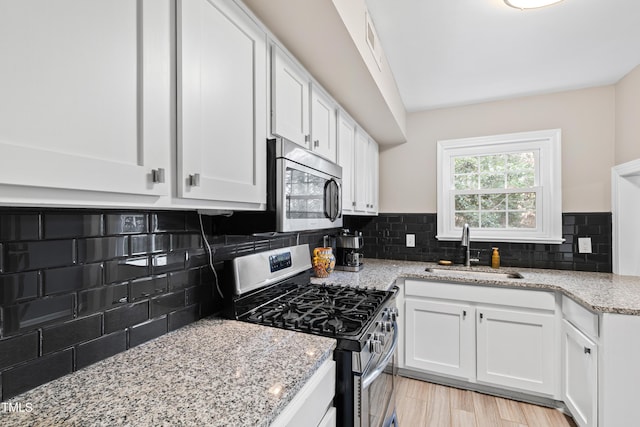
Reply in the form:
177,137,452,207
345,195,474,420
365,0,640,112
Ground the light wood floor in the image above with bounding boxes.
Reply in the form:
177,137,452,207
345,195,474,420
395,376,577,427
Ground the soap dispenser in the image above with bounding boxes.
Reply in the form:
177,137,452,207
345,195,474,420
491,247,500,269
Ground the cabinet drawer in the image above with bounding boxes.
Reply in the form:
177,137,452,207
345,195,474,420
405,280,555,311
562,295,598,339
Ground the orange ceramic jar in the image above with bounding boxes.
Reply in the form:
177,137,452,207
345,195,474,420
312,247,336,278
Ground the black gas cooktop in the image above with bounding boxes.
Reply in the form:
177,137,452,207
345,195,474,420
233,278,391,340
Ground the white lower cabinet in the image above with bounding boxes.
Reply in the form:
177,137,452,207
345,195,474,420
270,359,336,427
405,299,475,380
402,279,558,398
562,319,597,427
476,307,556,395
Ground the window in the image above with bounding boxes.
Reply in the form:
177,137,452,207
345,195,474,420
437,129,563,244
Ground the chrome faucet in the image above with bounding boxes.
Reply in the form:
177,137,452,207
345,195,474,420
461,223,471,267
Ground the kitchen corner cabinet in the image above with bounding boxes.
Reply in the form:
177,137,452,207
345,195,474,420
177,0,267,206
0,0,171,206
271,45,310,149
310,85,337,162
402,279,558,398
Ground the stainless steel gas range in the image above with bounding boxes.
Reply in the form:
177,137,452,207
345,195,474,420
222,244,398,427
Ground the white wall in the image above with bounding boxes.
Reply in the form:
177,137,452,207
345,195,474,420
379,86,616,213
615,64,640,166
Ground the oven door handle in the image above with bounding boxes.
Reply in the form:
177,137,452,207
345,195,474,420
362,321,398,390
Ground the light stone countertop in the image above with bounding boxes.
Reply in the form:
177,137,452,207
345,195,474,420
3,318,336,427
311,259,640,315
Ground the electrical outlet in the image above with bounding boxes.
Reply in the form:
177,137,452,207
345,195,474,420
578,237,592,254
406,234,416,248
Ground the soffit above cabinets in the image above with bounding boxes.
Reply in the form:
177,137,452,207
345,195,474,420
242,0,407,146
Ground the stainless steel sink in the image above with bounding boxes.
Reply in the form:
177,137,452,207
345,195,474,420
425,268,523,279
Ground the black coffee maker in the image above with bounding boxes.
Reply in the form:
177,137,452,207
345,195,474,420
336,229,364,271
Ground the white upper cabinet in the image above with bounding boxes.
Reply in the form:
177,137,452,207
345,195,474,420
337,111,356,214
354,127,369,213
310,84,337,162
177,0,267,206
0,0,171,206
271,45,310,149
367,138,379,214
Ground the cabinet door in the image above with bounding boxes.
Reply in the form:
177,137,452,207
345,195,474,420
337,111,355,214
354,128,369,213
563,320,597,427
178,0,267,205
476,307,556,396
366,138,379,214
271,45,309,148
310,85,337,162
405,298,475,380
0,0,170,204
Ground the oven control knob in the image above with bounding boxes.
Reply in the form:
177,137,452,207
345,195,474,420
380,321,390,332
370,338,382,354
376,333,386,346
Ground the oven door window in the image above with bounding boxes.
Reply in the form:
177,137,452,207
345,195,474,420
285,168,338,220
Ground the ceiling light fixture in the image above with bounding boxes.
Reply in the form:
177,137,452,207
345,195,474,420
504,0,564,9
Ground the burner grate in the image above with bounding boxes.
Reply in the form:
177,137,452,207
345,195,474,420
238,283,389,338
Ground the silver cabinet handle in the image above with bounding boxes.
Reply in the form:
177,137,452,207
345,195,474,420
463,310,467,318
584,347,591,354
314,140,320,148
151,168,165,184
305,134,310,143
188,173,200,187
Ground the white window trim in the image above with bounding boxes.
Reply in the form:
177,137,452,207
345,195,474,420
436,129,564,244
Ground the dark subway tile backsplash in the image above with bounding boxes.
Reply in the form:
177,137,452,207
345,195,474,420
42,263,103,295
0,214,40,241
2,349,74,400
3,239,76,273
151,291,185,318
76,330,127,370
129,316,168,348
0,331,39,370
42,314,102,355
3,294,75,335
43,213,102,239
343,212,612,273
130,275,168,301
0,271,39,305
0,208,263,401
104,301,149,334
77,236,128,263
77,283,128,316
104,256,150,284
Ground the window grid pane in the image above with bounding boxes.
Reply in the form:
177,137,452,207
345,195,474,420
453,152,537,230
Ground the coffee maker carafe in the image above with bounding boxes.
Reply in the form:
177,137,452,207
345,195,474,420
336,230,364,271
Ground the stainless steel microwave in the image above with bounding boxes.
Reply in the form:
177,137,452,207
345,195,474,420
268,137,342,232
